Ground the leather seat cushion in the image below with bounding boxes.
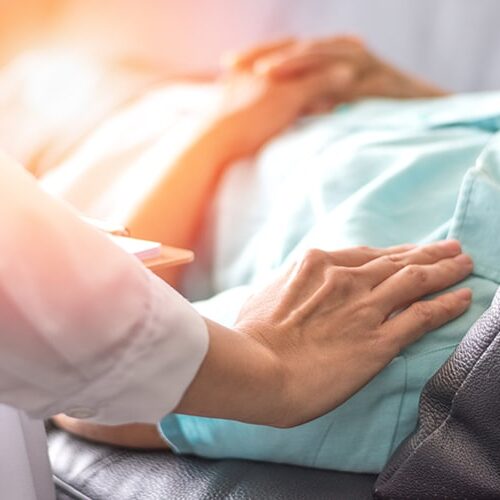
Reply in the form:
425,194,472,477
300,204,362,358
47,426,377,499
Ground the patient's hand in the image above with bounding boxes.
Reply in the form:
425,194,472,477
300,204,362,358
225,36,447,114
213,56,342,159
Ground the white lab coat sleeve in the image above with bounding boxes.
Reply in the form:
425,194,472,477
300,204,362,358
0,153,209,424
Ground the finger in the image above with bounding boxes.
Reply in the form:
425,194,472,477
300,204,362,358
228,35,364,74
328,35,365,48
303,97,338,116
373,254,474,316
297,59,373,107
299,64,357,110
381,288,472,349
326,243,416,267
281,243,417,313
361,240,462,287
222,38,296,71
258,44,364,79
257,51,335,78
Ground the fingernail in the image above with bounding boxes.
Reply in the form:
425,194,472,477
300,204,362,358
455,288,473,301
454,253,473,267
437,239,461,252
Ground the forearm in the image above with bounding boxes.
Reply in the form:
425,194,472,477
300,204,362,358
52,319,279,447
126,118,237,284
53,317,283,445
175,319,288,427
0,152,209,424
176,242,472,429
52,415,168,449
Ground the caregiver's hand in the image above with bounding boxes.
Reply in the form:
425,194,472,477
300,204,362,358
226,36,447,114
176,240,472,428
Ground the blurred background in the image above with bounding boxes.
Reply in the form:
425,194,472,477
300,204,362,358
2,0,499,192
1,0,499,91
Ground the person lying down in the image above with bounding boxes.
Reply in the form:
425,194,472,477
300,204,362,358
10,36,445,285
53,88,500,473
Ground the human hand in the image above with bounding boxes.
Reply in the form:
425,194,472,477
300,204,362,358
212,48,341,159
226,36,447,114
234,240,472,427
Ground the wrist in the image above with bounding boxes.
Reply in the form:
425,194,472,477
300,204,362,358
199,114,248,165
175,319,288,426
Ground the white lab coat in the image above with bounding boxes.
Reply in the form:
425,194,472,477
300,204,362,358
0,152,208,424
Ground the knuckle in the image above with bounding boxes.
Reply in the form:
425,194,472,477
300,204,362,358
420,245,440,260
432,259,457,280
302,248,328,268
404,265,428,285
386,253,402,262
356,245,374,255
436,297,457,318
383,254,405,267
412,302,435,328
437,300,454,318
443,258,461,274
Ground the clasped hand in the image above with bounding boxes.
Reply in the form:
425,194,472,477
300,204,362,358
214,36,446,160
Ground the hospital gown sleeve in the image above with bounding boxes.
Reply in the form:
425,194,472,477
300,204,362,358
0,153,208,424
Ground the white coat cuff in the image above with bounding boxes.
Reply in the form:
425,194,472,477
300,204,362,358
61,271,209,424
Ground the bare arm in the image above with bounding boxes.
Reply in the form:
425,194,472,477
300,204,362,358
0,149,472,436
125,67,347,285
125,119,235,285
52,415,168,449
127,36,449,287
176,242,472,427
55,240,473,449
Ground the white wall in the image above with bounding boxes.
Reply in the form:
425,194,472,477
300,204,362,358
85,0,500,92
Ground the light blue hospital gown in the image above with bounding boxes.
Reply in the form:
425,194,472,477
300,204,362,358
160,93,500,474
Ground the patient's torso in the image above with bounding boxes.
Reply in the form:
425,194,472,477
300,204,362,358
35,86,500,472
162,94,500,473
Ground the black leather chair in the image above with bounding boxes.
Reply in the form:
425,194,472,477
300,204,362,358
47,425,377,499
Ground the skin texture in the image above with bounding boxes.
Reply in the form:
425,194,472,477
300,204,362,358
214,242,472,427
126,56,373,284
51,415,168,449
225,36,448,112
52,36,463,447
128,36,448,288
54,241,473,448
2,28,447,290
